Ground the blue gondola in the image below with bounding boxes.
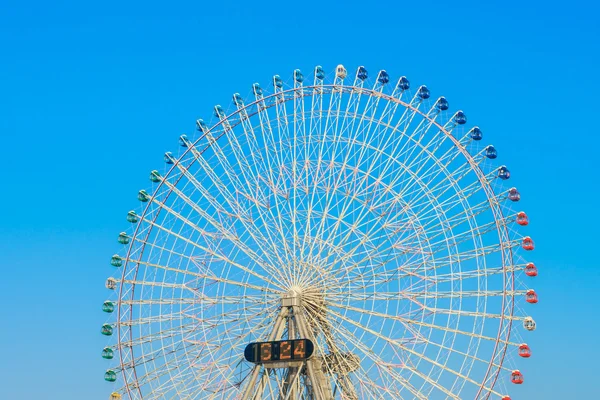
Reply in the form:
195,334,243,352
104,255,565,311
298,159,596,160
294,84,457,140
436,97,449,111
469,127,482,141
233,93,244,107
357,66,368,81
252,83,263,96
315,66,325,80
273,75,283,88
417,86,430,99
378,70,390,84
179,134,188,147
397,76,410,91
498,166,510,180
454,111,467,125
196,119,208,133
485,145,497,159
214,105,225,119
164,152,174,164
294,69,304,83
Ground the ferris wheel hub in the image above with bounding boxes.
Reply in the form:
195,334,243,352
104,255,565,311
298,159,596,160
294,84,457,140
282,287,303,307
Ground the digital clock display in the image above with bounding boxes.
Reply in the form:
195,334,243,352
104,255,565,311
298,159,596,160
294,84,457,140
244,339,314,364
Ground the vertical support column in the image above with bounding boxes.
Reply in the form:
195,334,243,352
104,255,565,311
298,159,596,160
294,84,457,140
241,308,289,400
282,307,298,399
292,305,334,400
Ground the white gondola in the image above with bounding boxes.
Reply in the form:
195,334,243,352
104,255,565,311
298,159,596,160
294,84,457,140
335,64,347,79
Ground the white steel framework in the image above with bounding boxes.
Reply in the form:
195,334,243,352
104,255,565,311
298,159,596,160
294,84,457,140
101,65,537,400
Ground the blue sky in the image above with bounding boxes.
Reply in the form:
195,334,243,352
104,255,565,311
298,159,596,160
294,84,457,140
1,0,598,398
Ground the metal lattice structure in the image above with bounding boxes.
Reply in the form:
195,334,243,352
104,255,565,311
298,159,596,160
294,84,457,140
101,65,537,400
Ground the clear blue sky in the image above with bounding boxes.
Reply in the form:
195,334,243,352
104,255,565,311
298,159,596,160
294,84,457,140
1,0,598,398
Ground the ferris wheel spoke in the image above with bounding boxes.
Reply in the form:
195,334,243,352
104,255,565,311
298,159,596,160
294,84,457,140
252,89,301,276
323,319,430,399
326,109,429,242
117,322,199,349
320,220,426,288
415,197,496,240
296,74,327,266
134,198,286,290
326,307,507,397
425,264,520,283
119,293,273,306
429,238,523,267
183,303,276,328
369,125,481,215
356,237,520,281
389,109,464,192
196,125,297,278
332,258,515,302
325,312,459,399
128,305,278,397
418,305,522,322
152,318,275,399
306,146,442,279
402,315,517,347
327,289,525,304
423,218,515,257
394,164,487,226
132,213,285,292
413,335,514,375
311,76,406,263
304,91,386,268
299,80,360,272
117,336,195,376
393,178,486,239
414,198,519,248
158,163,292,288
125,257,277,293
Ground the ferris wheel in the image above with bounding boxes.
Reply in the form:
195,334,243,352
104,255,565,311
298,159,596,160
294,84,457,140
100,64,538,400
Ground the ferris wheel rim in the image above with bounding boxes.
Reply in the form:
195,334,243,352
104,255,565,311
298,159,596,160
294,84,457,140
109,72,525,399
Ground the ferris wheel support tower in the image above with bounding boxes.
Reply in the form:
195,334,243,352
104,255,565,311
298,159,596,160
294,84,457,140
99,64,539,400
242,288,358,400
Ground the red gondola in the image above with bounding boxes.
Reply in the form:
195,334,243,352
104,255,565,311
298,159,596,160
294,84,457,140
516,211,529,226
519,343,531,358
526,289,538,304
502,396,512,400
525,262,538,277
522,236,534,251
511,370,524,384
